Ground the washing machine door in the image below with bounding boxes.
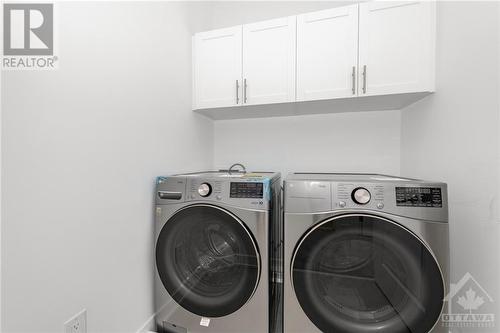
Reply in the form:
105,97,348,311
292,214,444,333
156,204,260,318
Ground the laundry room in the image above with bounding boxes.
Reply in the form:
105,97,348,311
1,1,499,333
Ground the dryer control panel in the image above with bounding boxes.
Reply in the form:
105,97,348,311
284,174,448,222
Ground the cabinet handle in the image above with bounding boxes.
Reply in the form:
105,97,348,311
244,78,248,103
236,80,240,104
362,65,367,94
352,66,356,95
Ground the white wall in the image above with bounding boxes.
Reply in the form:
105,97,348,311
0,38,3,333
214,111,401,176
400,1,500,329
207,1,352,29
1,2,213,332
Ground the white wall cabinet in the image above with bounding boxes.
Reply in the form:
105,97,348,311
297,5,359,101
243,17,296,105
193,18,295,110
358,1,436,96
192,1,436,119
193,26,242,109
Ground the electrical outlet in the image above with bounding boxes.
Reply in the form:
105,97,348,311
64,309,87,333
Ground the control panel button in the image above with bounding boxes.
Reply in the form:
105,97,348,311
377,202,384,209
352,187,371,205
216,195,222,200
198,183,212,197
339,201,346,208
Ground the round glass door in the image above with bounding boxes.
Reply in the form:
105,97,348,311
292,214,444,333
156,204,260,317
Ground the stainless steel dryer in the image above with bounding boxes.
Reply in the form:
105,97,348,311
154,171,281,333
283,173,449,333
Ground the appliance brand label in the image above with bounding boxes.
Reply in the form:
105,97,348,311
200,317,210,327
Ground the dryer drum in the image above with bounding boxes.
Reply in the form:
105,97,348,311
292,214,444,333
156,204,260,318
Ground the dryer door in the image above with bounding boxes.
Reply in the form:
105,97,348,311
156,204,260,317
292,214,444,333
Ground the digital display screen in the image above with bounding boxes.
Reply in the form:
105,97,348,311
396,187,442,207
230,182,263,198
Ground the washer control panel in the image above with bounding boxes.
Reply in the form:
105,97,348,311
156,172,279,211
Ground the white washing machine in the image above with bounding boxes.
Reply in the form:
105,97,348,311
154,171,281,333
283,173,449,333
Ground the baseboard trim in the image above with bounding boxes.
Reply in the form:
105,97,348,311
135,313,156,333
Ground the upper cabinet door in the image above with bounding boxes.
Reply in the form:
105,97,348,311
193,26,242,109
358,1,436,96
297,5,359,101
242,17,296,105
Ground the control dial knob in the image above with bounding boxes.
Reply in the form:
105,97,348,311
198,183,212,197
352,187,371,205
